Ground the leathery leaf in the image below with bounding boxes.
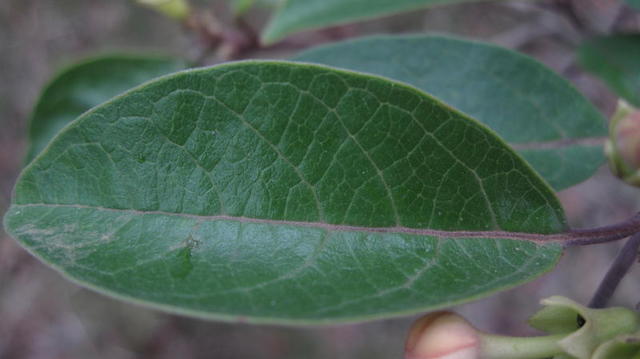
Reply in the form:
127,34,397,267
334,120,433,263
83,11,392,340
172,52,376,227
5,61,565,324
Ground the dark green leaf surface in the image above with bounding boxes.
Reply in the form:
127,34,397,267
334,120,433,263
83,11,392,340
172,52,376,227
294,35,607,190
628,0,640,9
26,55,186,163
579,35,640,107
5,61,565,324
262,0,509,44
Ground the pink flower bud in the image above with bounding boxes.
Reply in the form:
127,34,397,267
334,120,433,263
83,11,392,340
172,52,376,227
405,311,481,359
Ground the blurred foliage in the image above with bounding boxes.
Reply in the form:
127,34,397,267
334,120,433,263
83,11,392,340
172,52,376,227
579,35,640,107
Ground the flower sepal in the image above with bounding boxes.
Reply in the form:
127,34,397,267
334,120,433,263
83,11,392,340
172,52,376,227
528,296,640,359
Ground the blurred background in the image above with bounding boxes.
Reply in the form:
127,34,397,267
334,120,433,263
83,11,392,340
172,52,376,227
1,0,640,358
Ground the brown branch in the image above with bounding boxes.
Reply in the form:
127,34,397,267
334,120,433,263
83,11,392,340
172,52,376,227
181,10,263,62
589,233,640,308
562,213,640,247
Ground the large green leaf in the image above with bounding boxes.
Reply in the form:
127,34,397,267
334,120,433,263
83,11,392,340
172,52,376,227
4,61,565,324
628,0,640,10
262,0,509,44
579,34,640,107
294,35,607,191
26,54,186,163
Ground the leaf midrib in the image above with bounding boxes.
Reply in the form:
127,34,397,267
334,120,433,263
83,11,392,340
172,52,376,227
10,203,559,243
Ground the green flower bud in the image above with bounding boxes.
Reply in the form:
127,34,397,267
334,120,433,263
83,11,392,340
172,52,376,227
528,296,640,359
405,297,640,359
592,331,640,359
605,100,640,186
136,0,190,21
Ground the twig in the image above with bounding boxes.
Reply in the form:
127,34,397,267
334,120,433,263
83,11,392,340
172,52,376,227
589,233,640,308
180,7,354,62
562,213,640,247
549,0,588,33
183,11,224,65
530,0,590,46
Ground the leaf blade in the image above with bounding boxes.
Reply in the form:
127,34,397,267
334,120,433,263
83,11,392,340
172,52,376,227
6,61,565,324
262,0,524,44
293,35,607,190
26,54,186,163
579,34,640,107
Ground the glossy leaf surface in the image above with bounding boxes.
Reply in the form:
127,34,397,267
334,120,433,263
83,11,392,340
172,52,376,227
262,0,501,44
294,35,607,190
26,55,186,163
579,34,640,107
5,61,565,324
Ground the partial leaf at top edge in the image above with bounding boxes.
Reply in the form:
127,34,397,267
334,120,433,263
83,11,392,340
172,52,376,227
578,34,640,107
5,60,565,324
26,54,187,164
293,35,608,191
261,0,526,44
